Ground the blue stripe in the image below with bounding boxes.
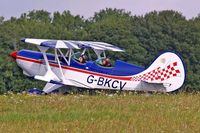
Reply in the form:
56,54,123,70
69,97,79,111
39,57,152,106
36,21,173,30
41,41,57,48
18,49,55,60
17,49,145,76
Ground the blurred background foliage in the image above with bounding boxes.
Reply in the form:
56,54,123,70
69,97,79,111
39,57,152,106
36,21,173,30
0,8,200,93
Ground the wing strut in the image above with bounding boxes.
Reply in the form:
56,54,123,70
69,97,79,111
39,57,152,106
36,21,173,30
57,48,70,65
35,46,60,82
55,49,65,81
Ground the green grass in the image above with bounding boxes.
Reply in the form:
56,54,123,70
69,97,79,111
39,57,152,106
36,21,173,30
0,93,200,133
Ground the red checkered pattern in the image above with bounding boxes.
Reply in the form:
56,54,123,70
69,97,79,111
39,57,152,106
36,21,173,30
131,62,181,82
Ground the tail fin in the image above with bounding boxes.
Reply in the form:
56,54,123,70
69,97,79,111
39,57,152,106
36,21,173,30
137,52,186,92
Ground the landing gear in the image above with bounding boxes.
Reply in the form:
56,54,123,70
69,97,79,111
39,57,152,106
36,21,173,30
27,88,44,95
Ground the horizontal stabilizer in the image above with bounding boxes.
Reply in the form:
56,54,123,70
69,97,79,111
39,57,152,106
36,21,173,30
136,81,166,92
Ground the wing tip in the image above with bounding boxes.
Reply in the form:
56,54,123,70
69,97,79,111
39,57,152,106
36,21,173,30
20,38,26,43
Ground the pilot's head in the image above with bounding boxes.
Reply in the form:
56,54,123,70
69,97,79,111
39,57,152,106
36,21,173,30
105,58,110,62
79,55,87,63
79,56,84,63
102,59,106,66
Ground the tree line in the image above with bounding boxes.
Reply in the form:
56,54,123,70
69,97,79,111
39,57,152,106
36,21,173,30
0,8,200,93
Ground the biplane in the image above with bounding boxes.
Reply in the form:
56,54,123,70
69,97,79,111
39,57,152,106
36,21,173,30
9,38,186,94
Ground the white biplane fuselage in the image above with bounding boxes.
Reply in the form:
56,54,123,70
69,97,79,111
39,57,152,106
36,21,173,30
10,38,186,93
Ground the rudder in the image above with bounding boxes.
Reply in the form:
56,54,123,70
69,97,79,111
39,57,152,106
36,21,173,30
136,52,186,92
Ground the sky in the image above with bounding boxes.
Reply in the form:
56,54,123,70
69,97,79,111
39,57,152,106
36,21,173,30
0,0,200,20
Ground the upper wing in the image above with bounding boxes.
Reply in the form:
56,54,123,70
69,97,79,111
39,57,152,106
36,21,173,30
21,38,80,49
21,38,124,52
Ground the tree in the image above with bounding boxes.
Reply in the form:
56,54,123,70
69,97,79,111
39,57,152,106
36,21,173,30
0,9,199,93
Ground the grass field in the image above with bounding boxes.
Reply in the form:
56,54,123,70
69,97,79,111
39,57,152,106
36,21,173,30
0,93,200,133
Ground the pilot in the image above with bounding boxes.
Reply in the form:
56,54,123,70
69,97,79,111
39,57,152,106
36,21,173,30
102,57,111,67
79,55,87,63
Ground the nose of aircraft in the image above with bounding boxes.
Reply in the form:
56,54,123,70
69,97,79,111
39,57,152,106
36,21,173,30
9,51,18,59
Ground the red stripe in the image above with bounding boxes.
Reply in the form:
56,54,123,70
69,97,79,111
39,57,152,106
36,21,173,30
17,56,42,64
16,56,132,81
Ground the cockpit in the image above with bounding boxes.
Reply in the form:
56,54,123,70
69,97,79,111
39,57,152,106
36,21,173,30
71,48,113,68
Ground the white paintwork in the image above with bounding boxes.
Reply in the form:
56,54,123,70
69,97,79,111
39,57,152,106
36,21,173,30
35,46,60,82
24,38,50,45
43,83,62,93
17,38,186,93
23,38,124,52
16,51,185,93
